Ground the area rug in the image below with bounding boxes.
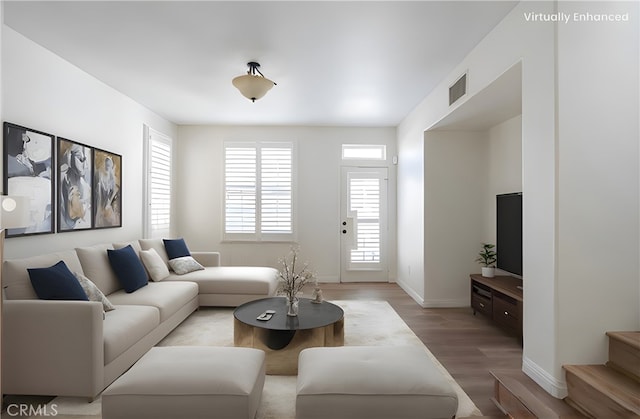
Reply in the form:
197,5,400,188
45,300,482,418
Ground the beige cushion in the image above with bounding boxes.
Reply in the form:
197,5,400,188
139,248,170,281
103,305,159,364
106,282,198,322
296,346,458,419
168,256,204,275
76,244,122,296
74,272,115,312
3,250,84,300
138,238,170,265
102,346,266,419
164,266,278,295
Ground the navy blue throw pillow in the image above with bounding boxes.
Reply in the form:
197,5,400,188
163,238,191,260
107,245,148,293
28,260,89,301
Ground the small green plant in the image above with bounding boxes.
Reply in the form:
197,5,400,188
476,243,497,267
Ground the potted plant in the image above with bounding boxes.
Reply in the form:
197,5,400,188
476,243,497,278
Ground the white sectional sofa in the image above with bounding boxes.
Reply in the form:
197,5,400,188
1,238,278,400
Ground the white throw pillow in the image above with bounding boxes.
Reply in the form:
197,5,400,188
74,272,115,312
168,256,204,275
139,248,171,281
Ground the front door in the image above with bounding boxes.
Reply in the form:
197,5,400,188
340,167,388,282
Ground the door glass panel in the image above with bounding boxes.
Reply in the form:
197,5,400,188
349,176,380,264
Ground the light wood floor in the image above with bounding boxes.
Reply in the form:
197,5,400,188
317,282,521,417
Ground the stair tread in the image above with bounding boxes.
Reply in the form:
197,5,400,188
563,364,640,414
607,331,640,350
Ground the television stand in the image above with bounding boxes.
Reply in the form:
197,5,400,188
470,274,523,342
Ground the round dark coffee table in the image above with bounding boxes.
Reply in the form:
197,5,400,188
233,297,344,375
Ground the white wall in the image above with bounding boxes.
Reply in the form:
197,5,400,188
398,0,554,316
556,0,639,366
398,0,559,394
484,115,523,244
398,2,555,322
423,130,487,307
175,125,397,281
1,27,177,259
420,116,522,307
398,0,639,398
397,111,426,303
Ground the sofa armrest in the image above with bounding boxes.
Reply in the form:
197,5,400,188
2,299,105,398
191,251,220,267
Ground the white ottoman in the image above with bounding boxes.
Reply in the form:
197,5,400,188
296,346,458,419
102,346,265,419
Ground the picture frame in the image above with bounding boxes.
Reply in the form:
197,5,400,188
57,137,93,232
2,122,55,237
92,148,122,229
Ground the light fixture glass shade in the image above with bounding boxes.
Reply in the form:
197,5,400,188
1,195,31,229
232,74,275,102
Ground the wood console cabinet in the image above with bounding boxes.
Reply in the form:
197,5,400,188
470,274,523,342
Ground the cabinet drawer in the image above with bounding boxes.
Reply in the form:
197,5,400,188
471,293,492,316
493,295,519,332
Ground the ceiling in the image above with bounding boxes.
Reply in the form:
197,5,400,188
3,1,518,127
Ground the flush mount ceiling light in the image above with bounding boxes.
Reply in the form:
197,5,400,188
232,62,276,102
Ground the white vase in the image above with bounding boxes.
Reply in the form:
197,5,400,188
481,267,495,278
286,296,299,316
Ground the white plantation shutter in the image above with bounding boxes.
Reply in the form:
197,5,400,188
224,142,295,241
225,146,256,233
150,141,171,234
144,127,172,238
261,147,292,234
349,176,381,263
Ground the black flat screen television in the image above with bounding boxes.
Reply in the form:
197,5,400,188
496,193,522,276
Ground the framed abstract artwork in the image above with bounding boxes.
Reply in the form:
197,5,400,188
92,148,122,229
57,137,93,232
2,122,55,237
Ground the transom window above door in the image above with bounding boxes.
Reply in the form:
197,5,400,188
341,144,386,161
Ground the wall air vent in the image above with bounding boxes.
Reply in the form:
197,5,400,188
449,73,467,106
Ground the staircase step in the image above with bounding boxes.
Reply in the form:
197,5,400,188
491,370,585,418
606,331,640,381
564,364,640,418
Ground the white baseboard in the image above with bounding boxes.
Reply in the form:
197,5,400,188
316,275,339,284
396,278,470,308
522,356,568,399
395,278,425,306
422,298,470,308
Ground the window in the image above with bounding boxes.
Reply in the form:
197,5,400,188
224,141,295,241
144,126,172,238
342,144,386,160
